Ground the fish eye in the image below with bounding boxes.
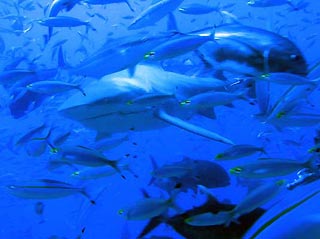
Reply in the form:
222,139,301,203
290,54,301,61
118,209,124,215
215,153,224,159
231,167,243,173
174,182,182,189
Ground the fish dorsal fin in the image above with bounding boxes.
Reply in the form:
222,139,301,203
140,188,151,198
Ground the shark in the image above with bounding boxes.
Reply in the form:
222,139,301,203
58,64,234,144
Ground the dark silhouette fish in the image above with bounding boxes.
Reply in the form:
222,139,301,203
138,195,265,239
151,157,230,193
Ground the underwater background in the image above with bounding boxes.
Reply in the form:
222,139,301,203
0,0,320,238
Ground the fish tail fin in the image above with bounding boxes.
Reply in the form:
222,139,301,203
58,46,68,69
125,0,135,12
81,185,109,205
287,1,300,11
120,163,138,178
80,189,96,205
85,21,97,34
108,159,127,179
76,85,86,96
148,155,158,185
31,127,57,151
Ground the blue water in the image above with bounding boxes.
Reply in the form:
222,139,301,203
0,0,320,238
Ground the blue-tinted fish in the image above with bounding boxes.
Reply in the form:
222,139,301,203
215,144,266,160
257,72,316,85
26,80,86,96
247,0,297,9
178,3,220,15
119,192,179,220
144,33,214,61
7,179,95,204
229,157,315,178
84,0,134,12
49,145,126,178
128,0,184,30
37,16,95,32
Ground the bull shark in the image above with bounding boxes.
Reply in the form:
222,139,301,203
59,64,234,144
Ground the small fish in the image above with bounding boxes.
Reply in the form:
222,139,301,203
27,81,86,96
144,33,214,61
257,72,316,85
128,0,184,30
15,123,46,146
247,0,291,7
268,112,320,129
178,3,220,15
35,201,45,215
84,0,134,12
35,201,45,223
71,163,135,180
49,145,125,178
215,144,266,160
119,193,178,220
229,157,314,178
185,180,285,226
37,16,95,32
7,179,95,204
249,0,304,10
71,166,118,180
179,90,245,111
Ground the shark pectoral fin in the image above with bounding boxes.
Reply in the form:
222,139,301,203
154,109,234,145
197,108,216,119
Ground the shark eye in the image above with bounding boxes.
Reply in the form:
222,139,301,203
290,54,301,61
